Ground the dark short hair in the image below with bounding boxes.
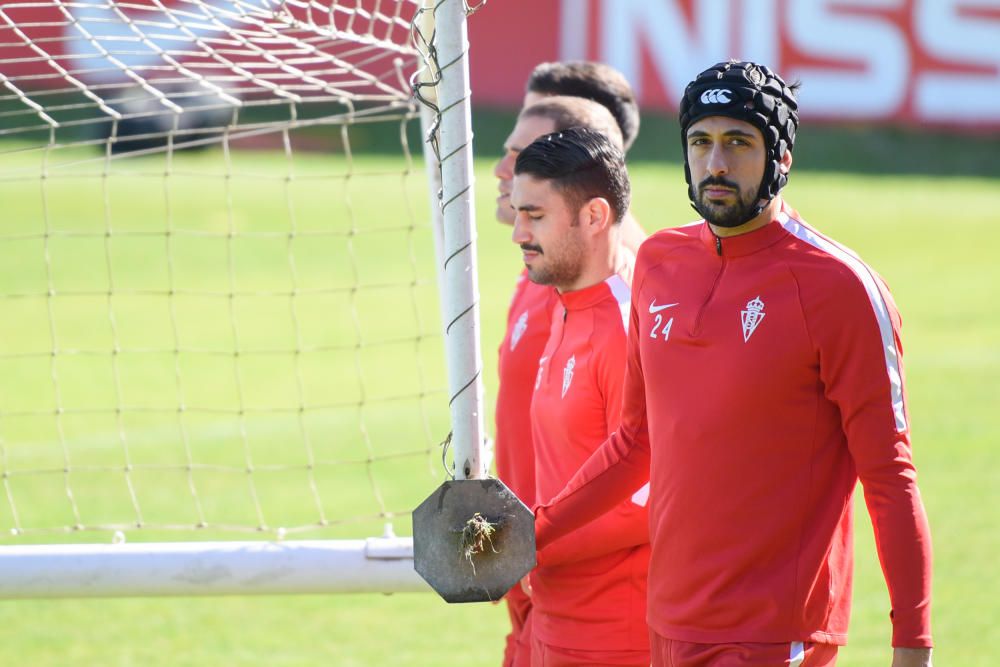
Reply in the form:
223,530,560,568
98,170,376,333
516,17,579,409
519,95,624,151
514,126,630,224
526,61,640,152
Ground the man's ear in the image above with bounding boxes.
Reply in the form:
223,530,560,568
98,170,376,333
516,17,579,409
780,149,793,175
578,197,612,235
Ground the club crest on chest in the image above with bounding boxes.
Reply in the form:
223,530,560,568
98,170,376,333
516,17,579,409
741,296,766,342
561,355,576,398
510,311,528,351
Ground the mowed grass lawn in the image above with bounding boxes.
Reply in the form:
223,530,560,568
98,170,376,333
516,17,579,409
0,146,997,665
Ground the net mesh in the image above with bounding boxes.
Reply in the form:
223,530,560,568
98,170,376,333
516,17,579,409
0,0,453,543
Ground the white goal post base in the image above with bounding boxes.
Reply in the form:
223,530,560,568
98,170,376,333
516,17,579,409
0,538,428,598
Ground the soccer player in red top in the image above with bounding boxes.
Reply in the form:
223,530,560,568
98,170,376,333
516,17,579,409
496,96,628,511
533,61,934,667
494,95,629,667
493,63,646,667
512,126,649,667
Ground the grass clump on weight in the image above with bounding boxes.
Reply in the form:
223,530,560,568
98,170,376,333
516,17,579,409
460,513,499,574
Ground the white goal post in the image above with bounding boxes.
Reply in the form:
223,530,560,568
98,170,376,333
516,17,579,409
0,0,485,598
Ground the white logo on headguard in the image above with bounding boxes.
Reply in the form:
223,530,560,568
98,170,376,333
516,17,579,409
741,296,766,342
561,355,576,398
700,88,732,105
510,311,528,351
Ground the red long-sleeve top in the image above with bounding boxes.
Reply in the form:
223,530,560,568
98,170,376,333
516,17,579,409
495,270,559,507
535,203,933,648
530,272,650,652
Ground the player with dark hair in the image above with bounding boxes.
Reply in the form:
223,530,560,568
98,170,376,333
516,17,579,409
511,126,649,667
496,61,646,249
525,61,640,151
492,66,648,667
534,61,933,667
492,94,637,667
494,95,623,226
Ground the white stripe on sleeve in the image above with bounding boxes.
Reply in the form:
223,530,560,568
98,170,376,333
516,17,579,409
780,213,907,432
605,274,632,332
630,483,650,507
789,641,805,666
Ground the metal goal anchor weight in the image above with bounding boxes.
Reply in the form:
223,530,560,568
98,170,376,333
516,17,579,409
412,478,535,603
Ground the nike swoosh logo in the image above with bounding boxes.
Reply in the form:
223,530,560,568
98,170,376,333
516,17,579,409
649,301,680,314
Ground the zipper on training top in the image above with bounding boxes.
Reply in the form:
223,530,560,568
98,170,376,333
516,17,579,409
695,234,726,334
542,306,569,386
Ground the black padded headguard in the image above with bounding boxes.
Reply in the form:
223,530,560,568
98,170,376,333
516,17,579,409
679,61,799,224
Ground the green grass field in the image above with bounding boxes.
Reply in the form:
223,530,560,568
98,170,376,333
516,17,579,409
0,142,997,664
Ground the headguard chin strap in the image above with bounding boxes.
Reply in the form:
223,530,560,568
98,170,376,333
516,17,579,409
679,61,799,226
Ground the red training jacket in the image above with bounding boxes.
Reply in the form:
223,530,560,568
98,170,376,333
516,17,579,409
495,269,559,507
535,202,933,648
530,270,651,652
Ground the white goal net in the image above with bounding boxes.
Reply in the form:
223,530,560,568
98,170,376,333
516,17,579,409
0,0,484,595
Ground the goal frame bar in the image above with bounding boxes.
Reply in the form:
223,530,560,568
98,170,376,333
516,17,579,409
0,536,427,598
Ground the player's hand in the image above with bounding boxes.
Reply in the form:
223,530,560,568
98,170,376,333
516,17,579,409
890,647,931,667
519,574,532,597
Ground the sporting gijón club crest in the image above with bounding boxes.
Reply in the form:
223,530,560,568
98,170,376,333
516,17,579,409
741,296,765,342
510,311,528,351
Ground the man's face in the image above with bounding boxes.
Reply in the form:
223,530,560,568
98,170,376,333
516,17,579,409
510,174,585,290
493,115,556,224
685,116,767,228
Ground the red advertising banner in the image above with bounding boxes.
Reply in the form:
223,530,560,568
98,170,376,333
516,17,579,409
468,0,1000,129
1,1,998,128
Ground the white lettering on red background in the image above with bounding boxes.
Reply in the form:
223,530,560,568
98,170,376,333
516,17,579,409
559,0,1000,127
3,0,999,126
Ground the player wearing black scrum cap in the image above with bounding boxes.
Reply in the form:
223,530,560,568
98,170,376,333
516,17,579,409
533,61,934,667
679,60,799,230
